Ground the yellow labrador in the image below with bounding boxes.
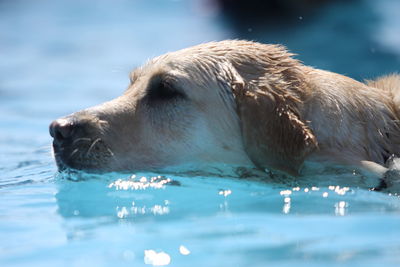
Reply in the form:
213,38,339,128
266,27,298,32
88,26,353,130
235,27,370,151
49,40,400,180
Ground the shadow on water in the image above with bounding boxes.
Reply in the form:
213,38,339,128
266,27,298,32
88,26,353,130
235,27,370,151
216,0,400,80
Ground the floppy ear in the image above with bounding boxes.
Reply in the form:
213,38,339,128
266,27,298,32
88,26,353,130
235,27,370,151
232,71,318,176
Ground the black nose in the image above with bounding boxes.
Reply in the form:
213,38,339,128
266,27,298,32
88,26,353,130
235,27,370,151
49,118,75,143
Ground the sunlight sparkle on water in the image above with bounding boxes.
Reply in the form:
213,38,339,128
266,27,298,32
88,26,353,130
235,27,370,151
329,186,350,195
117,207,129,218
283,197,291,214
151,205,170,215
144,250,171,266
108,176,172,190
280,190,292,196
218,189,232,197
335,201,348,216
116,203,170,218
179,245,190,255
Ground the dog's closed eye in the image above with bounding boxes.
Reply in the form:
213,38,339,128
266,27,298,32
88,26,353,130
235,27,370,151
147,75,186,102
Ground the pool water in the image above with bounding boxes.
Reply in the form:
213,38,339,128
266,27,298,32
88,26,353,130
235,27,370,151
1,0,400,266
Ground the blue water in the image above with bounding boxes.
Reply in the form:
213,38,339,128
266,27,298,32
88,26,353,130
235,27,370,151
1,0,400,266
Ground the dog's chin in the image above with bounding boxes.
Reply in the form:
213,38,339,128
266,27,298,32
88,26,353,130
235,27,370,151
53,151,113,174
52,141,116,173
54,154,265,179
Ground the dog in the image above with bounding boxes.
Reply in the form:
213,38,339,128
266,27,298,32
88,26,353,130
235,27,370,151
49,40,400,182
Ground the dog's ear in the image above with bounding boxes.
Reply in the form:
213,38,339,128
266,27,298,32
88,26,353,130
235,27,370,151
233,81,317,176
230,47,317,175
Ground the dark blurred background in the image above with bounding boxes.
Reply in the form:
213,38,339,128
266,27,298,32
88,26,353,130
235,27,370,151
217,0,400,79
0,0,399,150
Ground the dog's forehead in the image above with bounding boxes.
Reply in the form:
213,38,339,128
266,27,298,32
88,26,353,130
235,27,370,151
130,54,215,83
128,40,289,91
129,40,291,83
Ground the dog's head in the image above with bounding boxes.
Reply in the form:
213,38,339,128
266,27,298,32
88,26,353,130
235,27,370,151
50,40,317,174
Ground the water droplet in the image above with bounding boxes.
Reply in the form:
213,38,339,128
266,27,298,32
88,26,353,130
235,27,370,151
179,245,190,255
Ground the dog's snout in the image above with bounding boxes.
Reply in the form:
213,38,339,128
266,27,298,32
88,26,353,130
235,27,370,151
49,113,104,144
49,118,75,143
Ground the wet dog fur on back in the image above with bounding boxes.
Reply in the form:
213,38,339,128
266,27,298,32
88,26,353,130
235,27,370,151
49,40,400,177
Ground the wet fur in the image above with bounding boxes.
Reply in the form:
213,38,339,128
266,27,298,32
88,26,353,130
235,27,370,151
52,40,400,177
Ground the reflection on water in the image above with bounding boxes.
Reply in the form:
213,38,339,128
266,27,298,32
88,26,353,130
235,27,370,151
109,175,177,190
335,201,348,216
55,169,400,223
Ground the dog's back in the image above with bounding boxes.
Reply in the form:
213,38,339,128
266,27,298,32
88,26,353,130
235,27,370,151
301,69,400,168
367,74,400,109
355,74,400,164
366,74,400,163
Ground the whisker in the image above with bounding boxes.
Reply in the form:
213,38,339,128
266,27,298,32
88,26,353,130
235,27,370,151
70,148,79,158
106,148,115,157
86,138,102,156
73,137,92,145
108,147,124,170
